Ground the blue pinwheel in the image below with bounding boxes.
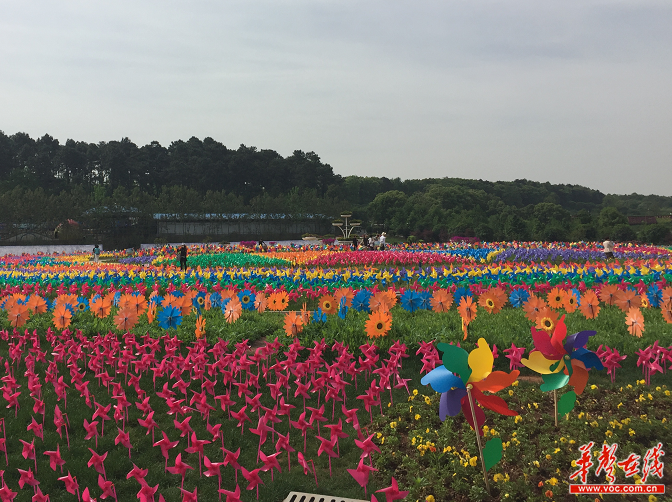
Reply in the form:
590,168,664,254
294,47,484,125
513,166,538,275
158,305,183,330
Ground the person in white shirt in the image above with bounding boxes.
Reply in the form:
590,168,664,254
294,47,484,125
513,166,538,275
379,232,387,250
603,239,615,259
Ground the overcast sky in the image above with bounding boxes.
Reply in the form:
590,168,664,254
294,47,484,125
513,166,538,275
1,1,671,196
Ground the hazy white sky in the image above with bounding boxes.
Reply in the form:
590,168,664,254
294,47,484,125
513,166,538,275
1,1,671,195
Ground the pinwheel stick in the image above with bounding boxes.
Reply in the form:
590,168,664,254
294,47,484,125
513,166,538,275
1,419,7,466
553,389,558,428
466,385,490,494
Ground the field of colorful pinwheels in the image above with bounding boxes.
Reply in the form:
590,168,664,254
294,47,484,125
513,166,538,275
0,241,671,501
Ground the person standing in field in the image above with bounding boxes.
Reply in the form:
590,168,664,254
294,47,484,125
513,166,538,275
93,244,100,262
379,232,387,251
603,238,615,259
179,244,188,270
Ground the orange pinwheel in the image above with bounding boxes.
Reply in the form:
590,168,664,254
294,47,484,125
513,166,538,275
195,315,206,339
365,310,392,339
625,307,644,338
430,289,453,313
254,292,267,313
8,303,30,328
547,287,565,309
55,294,78,308
663,286,672,305
478,287,506,314
90,296,112,319
146,304,156,325
132,295,148,316
53,304,72,330
369,291,392,313
535,307,560,333
224,296,242,323
614,289,641,312
661,300,672,324
578,290,600,320
114,307,139,332
284,311,304,337
26,295,47,314
268,291,288,311
317,294,338,315
599,284,619,306
562,291,579,313
334,287,354,308
457,296,477,340
523,295,547,322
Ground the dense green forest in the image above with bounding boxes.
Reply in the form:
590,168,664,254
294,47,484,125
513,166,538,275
1,131,671,244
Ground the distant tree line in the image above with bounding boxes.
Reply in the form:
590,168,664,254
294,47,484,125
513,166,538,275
1,131,671,244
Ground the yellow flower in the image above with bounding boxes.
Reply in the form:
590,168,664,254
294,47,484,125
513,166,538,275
512,380,519,386
415,414,421,421
412,437,417,445
532,460,540,467
426,496,435,502
618,402,623,408
571,460,577,467
493,473,504,482
377,432,382,439
546,454,552,460
390,422,397,429
665,390,671,396
649,495,658,502
656,386,661,391
605,430,613,437
508,390,514,396
413,389,418,396
578,412,584,419
590,384,597,390
443,446,452,453
469,457,478,467
515,415,522,424
547,478,558,486
629,429,636,436
569,440,575,444
424,396,431,405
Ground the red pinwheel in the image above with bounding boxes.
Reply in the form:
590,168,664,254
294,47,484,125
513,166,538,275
92,401,111,436
240,467,263,500
167,453,193,489
136,482,159,502
503,343,526,371
44,444,66,472
87,449,108,478
82,487,96,502
324,419,348,456
57,471,80,501
290,411,313,452
376,476,409,502
230,406,251,435
347,457,378,497
185,432,210,476
0,483,17,502
315,435,339,476
153,431,179,471
32,487,50,502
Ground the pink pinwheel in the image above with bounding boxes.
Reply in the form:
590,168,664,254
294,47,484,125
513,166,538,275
17,467,40,489
174,416,194,442
203,456,224,500
324,419,348,456
297,452,318,486
240,468,263,500
57,472,80,501
92,401,112,436
126,464,148,486
214,394,235,420
82,487,96,502
115,428,132,459
275,431,295,471
20,439,37,472
376,476,409,502
135,396,152,416
98,474,116,501
167,453,193,489
153,432,179,471
185,432,210,477
44,444,66,472
354,433,381,464
316,435,339,476
87,449,108,478
32,487,50,502
27,417,43,441
290,412,313,452
136,483,159,502
83,419,100,448
347,457,378,497
259,450,282,481
230,406,251,435
341,405,361,432
0,483,17,502
180,487,197,502
503,343,526,371
221,448,241,484
218,484,242,502
53,405,70,449
138,412,158,443
249,417,273,461
597,345,627,383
